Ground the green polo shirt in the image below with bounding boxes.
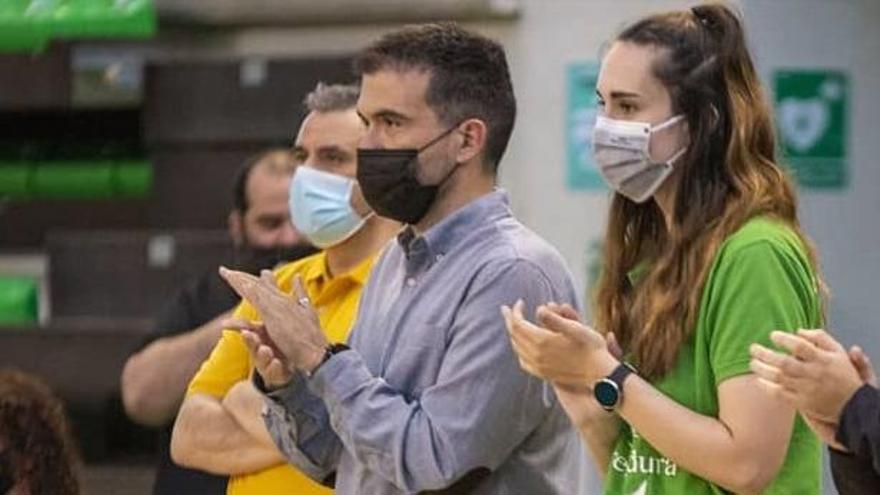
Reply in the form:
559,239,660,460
604,217,823,494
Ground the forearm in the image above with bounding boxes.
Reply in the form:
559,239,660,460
576,415,621,480
315,359,471,491
309,350,548,493
553,383,621,479
171,393,284,475
262,373,342,482
617,375,792,493
122,316,227,426
222,380,279,451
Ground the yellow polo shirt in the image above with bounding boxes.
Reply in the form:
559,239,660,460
187,251,375,495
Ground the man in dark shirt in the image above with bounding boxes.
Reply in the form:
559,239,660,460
750,328,880,494
120,150,316,494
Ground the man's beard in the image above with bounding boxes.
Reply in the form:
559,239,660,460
234,236,318,275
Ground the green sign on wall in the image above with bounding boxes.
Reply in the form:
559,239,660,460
0,0,156,52
566,61,605,191
774,70,849,189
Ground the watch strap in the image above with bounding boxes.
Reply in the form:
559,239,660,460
608,362,636,388
307,342,350,377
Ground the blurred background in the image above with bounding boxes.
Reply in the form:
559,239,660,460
0,0,876,493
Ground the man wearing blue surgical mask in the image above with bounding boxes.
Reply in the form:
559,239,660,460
171,82,399,495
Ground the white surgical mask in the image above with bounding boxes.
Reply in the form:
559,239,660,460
289,166,371,249
592,114,687,203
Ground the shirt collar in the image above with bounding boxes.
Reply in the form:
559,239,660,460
303,250,374,287
397,189,512,272
303,251,330,285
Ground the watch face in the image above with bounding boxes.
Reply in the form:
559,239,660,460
594,379,620,409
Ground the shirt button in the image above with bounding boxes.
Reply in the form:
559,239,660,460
406,278,416,287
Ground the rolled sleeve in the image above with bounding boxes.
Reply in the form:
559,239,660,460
259,372,342,482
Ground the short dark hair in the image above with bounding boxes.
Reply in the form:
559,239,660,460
232,149,296,213
304,82,360,113
355,22,516,172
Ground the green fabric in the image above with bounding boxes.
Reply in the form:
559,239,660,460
604,217,823,495
0,277,38,325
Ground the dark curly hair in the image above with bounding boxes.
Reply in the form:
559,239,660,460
0,369,79,495
355,21,516,173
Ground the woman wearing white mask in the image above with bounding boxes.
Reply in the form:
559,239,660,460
503,4,825,494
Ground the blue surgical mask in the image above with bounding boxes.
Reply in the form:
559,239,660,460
289,166,370,249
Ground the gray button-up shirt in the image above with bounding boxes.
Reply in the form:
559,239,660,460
263,190,587,494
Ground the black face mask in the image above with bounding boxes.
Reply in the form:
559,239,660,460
234,243,318,275
357,124,461,225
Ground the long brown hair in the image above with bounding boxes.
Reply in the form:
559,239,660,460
0,369,79,495
594,3,824,379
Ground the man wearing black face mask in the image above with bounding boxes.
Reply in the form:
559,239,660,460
121,150,316,495
224,23,586,494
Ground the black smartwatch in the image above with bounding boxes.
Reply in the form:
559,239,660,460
307,343,350,377
593,362,637,412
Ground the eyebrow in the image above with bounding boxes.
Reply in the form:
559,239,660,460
316,145,350,157
357,107,410,123
254,212,286,221
597,89,642,100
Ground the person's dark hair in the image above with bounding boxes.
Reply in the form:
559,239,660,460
594,2,825,378
304,82,360,114
232,149,297,213
355,21,516,173
0,369,79,495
